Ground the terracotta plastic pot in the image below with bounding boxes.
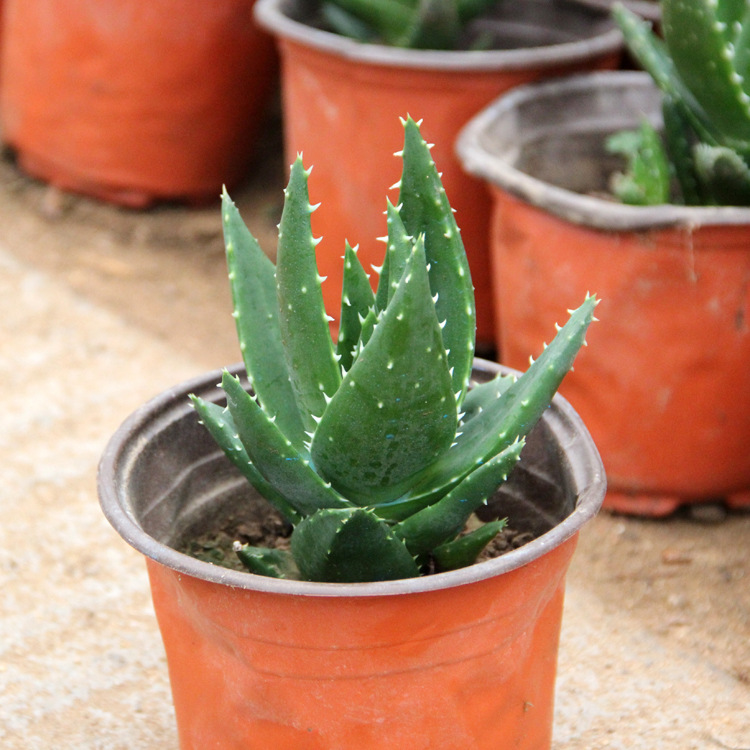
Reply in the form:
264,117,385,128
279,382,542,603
98,359,605,750
254,0,622,349
0,0,278,207
457,71,750,516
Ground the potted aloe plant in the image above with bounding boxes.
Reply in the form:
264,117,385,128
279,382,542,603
98,118,604,749
607,2,750,208
252,0,622,351
456,0,750,517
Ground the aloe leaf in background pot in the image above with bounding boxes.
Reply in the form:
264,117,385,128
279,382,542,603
606,118,671,205
612,0,750,205
319,0,499,49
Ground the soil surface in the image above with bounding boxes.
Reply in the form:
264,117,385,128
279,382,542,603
1,109,748,749
182,506,533,576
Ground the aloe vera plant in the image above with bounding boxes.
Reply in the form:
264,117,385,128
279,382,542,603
611,0,750,206
319,0,498,49
191,117,597,583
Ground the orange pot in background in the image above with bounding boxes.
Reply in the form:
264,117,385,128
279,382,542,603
254,0,622,349
98,361,605,749
458,72,750,516
0,0,278,207
488,196,750,515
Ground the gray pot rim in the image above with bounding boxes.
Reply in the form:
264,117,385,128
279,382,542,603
254,0,623,72
456,70,750,231
98,359,605,599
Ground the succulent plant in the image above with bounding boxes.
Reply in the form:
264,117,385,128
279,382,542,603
606,118,672,206
319,0,498,50
191,117,597,583
611,0,750,206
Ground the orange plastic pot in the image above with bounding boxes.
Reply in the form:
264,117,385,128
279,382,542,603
254,0,622,348
457,71,750,516
98,360,605,749
0,0,278,207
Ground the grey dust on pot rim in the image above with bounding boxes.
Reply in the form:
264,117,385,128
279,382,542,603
456,70,750,230
97,116,605,750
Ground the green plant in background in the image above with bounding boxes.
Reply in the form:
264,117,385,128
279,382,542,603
606,118,671,205
191,117,597,583
319,0,498,49
611,0,750,206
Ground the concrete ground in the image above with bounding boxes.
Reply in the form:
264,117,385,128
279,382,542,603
0,117,748,749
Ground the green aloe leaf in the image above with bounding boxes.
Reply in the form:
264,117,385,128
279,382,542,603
222,371,353,517
321,0,416,45
661,95,705,205
310,236,457,505
613,4,717,146
394,439,523,556
407,0,461,50
376,295,597,520
320,3,379,42
235,545,300,580
336,243,376,373
398,116,476,406
432,519,506,572
221,190,306,449
606,119,671,205
320,0,494,49
190,396,302,524
693,143,750,205
460,371,516,422
352,307,379,365
290,507,420,582
733,3,750,87
374,200,414,312
457,0,497,23
276,157,341,432
661,0,750,147
714,0,746,35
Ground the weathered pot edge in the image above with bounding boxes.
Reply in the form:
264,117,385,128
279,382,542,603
456,70,750,231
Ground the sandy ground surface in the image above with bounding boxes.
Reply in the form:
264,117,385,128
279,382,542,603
0,115,748,749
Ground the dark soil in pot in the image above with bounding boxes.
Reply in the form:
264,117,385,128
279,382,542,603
174,408,568,577
179,500,536,574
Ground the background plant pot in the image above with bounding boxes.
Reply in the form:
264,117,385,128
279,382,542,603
254,0,622,350
98,359,605,750
457,70,750,516
0,0,278,208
